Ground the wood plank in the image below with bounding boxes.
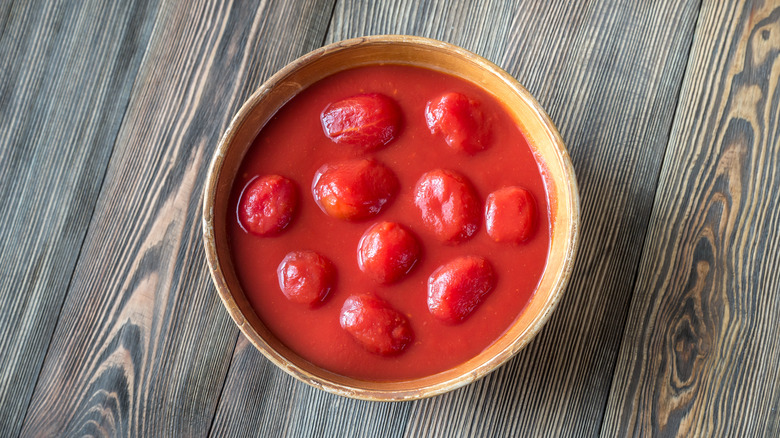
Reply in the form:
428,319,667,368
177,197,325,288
0,1,160,434
209,1,701,437
18,0,334,436
602,0,780,436
211,336,415,438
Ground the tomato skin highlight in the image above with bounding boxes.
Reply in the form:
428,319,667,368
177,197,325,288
414,169,480,243
312,158,399,221
321,93,403,151
340,294,414,356
485,186,537,244
427,256,496,324
358,221,421,284
425,92,491,154
238,175,298,237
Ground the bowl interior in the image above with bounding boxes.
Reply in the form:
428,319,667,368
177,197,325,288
203,36,579,401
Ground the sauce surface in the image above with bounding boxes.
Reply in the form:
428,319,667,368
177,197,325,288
227,64,550,381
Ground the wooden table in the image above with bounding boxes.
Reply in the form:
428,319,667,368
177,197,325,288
2,0,779,436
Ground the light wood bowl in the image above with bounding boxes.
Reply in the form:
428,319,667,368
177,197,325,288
203,35,579,401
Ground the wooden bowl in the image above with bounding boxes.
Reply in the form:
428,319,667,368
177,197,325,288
202,35,579,401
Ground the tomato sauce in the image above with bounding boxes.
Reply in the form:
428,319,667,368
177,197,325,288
227,64,550,381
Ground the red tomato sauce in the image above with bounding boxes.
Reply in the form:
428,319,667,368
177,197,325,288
227,64,550,381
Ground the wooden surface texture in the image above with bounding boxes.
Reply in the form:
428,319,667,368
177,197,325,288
603,1,780,436
1,0,778,437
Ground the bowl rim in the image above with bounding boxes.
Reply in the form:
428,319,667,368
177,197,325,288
202,34,580,401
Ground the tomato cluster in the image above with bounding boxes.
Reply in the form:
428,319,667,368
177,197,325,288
238,92,538,357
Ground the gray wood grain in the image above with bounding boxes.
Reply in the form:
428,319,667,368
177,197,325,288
602,0,780,436
208,0,702,437
0,1,160,435
6,0,772,436
18,0,334,436
211,336,415,438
